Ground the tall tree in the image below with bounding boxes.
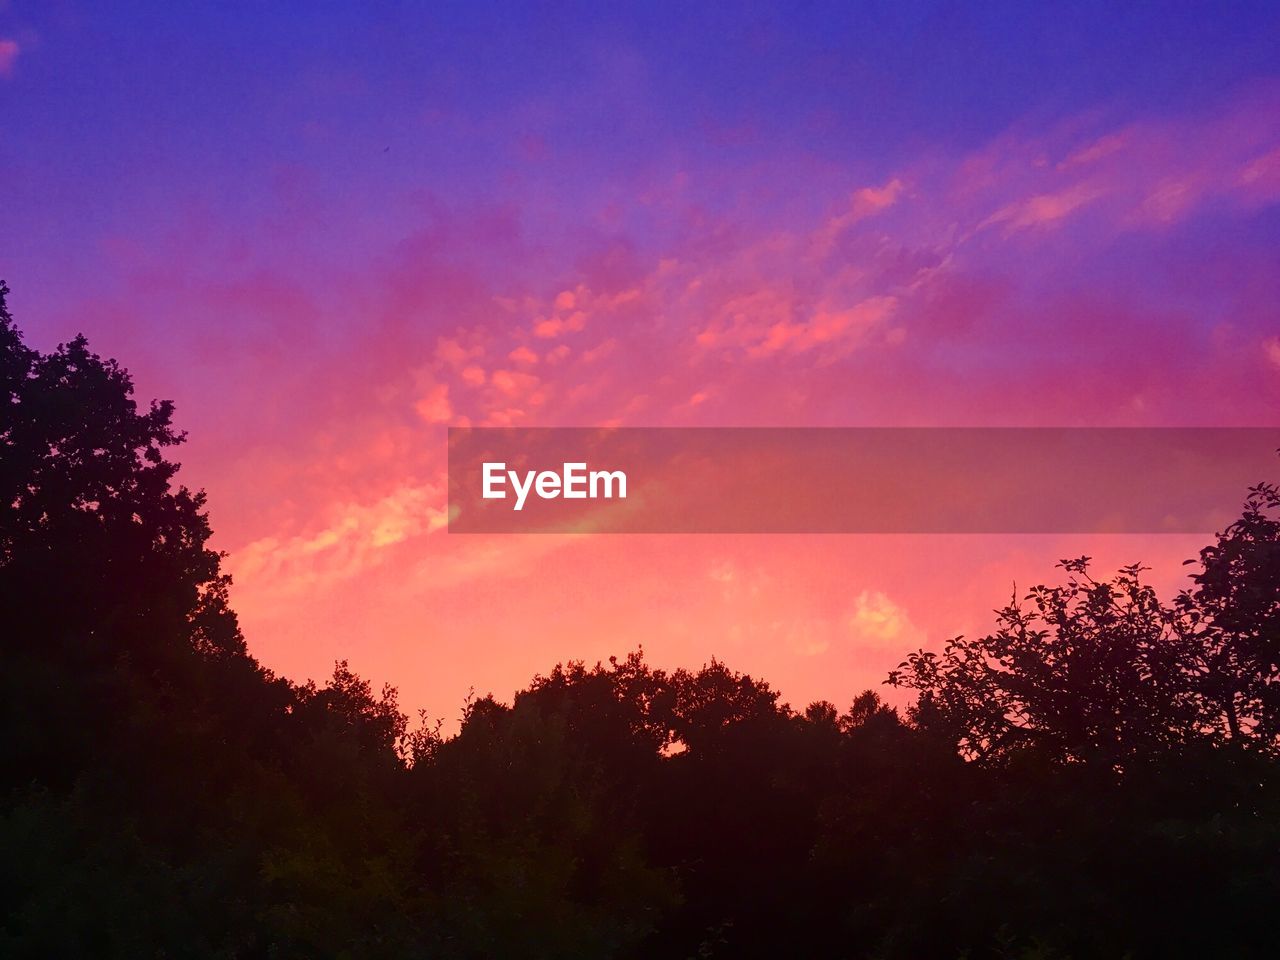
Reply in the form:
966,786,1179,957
888,559,1201,767
1180,482,1280,746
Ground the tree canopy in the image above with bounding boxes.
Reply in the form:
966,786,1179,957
3,280,1280,958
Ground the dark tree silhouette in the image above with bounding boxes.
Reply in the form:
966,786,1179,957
1180,482,1280,745
889,485,1280,772
888,559,1200,767
3,279,1280,959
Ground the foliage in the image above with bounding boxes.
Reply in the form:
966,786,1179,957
3,281,1280,958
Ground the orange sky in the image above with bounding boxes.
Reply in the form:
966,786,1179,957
4,8,1279,724
183,88,1279,721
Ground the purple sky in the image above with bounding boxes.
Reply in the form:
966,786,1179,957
2,1,1278,720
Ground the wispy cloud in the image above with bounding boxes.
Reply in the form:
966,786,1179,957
0,38,19,77
230,481,448,598
48,78,1280,722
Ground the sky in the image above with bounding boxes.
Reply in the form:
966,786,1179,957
2,1,1279,722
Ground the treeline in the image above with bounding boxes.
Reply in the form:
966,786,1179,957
3,279,1280,959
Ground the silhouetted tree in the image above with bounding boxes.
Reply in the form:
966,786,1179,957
1179,482,1280,746
889,559,1201,768
4,278,1280,959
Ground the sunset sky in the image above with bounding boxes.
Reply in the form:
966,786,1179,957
3,2,1279,722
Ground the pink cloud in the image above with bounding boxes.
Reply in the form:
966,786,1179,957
55,80,1280,727
414,382,452,423
1058,130,1132,169
752,297,897,358
229,481,448,605
533,311,586,338
1265,337,1280,371
847,590,925,649
852,178,904,217
1239,147,1280,204
0,39,18,77
981,182,1103,232
814,178,905,254
956,88,1280,236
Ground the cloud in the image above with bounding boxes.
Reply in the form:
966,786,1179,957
435,335,483,368
1058,130,1132,169
532,285,642,339
981,182,1102,233
698,293,897,359
781,619,832,657
847,590,924,649
47,59,1280,734
580,338,616,363
412,534,581,591
0,39,18,78
1265,337,1280,371
1239,146,1280,205
231,482,448,597
410,88,1280,436
414,382,452,423
852,178,904,217
533,311,586,338
755,296,897,357
814,178,905,254
960,90,1280,237
508,345,538,365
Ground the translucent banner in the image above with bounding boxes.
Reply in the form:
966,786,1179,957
447,427,1280,534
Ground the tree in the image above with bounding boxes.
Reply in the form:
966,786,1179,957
0,282,428,958
668,658,782,754
888,481,1280,772
0,279,246,658
0,280,259,789
410,655,680,958
1179,482,1280,747
7,275,1280,958
888,559,1200,768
